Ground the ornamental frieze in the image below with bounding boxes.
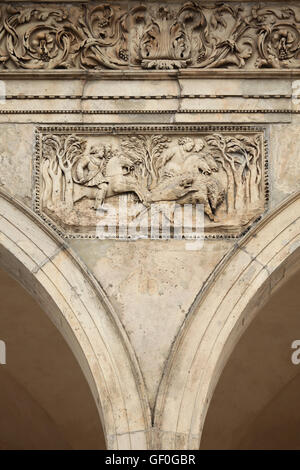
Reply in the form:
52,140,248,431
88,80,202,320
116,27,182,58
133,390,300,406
0,2,299,72
34,126,268,239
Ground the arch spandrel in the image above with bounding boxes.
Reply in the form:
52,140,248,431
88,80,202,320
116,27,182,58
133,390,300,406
154,191,300,449
0,0,299,451
0,189,151,450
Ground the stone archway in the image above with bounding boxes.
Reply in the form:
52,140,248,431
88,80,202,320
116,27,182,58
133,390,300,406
154,190,300,449
0,265,106,449
0,189,151,450
200,265,300,449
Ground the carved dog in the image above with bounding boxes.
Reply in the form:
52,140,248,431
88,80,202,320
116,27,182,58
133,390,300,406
146,174,196,203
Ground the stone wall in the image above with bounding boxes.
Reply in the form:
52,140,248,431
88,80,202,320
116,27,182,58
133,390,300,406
0,0,300,449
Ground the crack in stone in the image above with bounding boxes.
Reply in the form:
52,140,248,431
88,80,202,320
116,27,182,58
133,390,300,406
31,244,66,274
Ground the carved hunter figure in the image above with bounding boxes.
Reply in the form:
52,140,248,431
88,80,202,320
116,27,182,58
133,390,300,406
73,149,148,210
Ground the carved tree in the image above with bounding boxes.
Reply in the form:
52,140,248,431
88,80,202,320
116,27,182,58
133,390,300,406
121,135,171,189
42,134,85,209
206,134,263,215
37,129,266,237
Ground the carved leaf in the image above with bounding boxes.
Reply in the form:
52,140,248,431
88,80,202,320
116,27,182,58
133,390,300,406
0,2,299,71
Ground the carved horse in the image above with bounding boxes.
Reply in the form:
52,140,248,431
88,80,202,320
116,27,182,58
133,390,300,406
73,155,150,208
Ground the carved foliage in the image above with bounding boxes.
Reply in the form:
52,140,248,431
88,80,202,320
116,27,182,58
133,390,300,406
0,2,300,71
35,127,267,237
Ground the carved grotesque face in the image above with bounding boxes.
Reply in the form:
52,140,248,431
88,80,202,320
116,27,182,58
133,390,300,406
94,18,109,39
91,6,112,39
242,45,253,60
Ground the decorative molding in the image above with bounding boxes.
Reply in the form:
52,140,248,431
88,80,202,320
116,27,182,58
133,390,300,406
0,2,299,74
0,94,294,100
1,69,300,79
34,125,268,239
0,108,295,114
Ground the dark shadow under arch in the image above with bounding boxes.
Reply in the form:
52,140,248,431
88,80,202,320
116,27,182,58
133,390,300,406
200,263,300,449
154,191,300,449
0,190,151,449
0,266,106,449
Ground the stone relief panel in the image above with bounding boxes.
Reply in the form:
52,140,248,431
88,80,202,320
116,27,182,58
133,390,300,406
0,2,299,72
34,126,268,238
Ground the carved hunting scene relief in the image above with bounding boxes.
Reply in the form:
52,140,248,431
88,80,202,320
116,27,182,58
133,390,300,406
0,1,299,71
36,127,267,238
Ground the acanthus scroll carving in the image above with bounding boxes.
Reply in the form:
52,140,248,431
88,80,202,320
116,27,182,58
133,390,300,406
35,126,267,238
0,2,300,71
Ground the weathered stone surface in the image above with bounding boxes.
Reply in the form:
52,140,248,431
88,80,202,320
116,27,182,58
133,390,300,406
0,124,34,206
69,237,233,408
34,125,268,238
0,0,299,451
0,2,300,73
270,124,300,207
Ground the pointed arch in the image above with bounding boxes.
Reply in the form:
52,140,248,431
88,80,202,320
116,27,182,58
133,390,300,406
0,189,151,449
155,191,300,449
